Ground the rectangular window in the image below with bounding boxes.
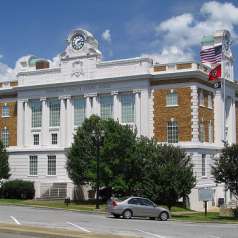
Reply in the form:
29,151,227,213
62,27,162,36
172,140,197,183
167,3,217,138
166,92,178,106
2,104,9,117
74,97,85,126
208,94,213,108
167,121,178,143
48,155,56,176
1,128,9,147
49,99,60,127
199,123,205,142
121,94,135,123
199,92,205,106
31,100,42,128
51,133,58,145
29,155,38,176
33,134,39,145
100,95,113,119
202,154,206,176
208,122,213,143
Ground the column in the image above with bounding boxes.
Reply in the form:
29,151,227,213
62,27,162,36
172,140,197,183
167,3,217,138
133,89,142,136
40,97,49,146
111,91,119,121
214,88,224,145
59,96,66,147
17,100,24,147
92,94,99,116
191,86,199,142
23,99,30,146
66,96,73,146
84,94,92,118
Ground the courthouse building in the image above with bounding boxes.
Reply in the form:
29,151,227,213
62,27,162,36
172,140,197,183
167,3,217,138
0,28,237,210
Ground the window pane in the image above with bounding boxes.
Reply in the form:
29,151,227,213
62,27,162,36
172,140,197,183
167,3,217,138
2,105,9,117
33,134,39,145
29,156,38,176
166,92,178,106
167,121,178,143
74,97,85,126
31,100,42,128
1,128,9,147
49,99,60,127
52,133,58,145
100,95,113,119
121,94,135,123
199,123,205,142
48,155,56,175
202,154,206,176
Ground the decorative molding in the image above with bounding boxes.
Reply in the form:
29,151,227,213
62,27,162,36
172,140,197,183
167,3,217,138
40,97,47,101
133,89,142,94
111,90,119,95
84,92,97,98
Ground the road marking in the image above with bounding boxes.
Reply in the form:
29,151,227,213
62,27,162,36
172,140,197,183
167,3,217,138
67,222,91,233
10,216,21,225
209,236,221,238
136,229,167,238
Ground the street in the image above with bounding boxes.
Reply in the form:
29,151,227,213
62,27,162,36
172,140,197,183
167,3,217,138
0,205,237,238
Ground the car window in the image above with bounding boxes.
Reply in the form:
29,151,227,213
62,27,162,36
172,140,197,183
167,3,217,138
140,198,154,206
128,198,140,205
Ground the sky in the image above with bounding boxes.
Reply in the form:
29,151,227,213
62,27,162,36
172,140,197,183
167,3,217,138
0,0,238,81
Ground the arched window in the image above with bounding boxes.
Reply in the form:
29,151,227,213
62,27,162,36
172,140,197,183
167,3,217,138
167,121,178,143
1,127,9,147
166,91,178,106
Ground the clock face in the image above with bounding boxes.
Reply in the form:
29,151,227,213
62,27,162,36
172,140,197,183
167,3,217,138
71,34,85,50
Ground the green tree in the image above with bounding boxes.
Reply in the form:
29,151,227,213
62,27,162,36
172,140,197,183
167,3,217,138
141,143,196,210
212,144,238,199
0,140,10,180
66,115,140,196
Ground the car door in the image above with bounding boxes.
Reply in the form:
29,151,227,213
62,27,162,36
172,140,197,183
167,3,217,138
139,198,158,217
127,198,144,217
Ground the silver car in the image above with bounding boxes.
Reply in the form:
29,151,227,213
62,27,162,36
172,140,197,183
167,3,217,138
108,197,170,221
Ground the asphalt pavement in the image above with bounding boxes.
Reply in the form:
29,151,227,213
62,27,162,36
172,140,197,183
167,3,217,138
0,205,237,238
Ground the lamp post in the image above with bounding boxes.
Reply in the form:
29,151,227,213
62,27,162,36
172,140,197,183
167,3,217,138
91,129,105,209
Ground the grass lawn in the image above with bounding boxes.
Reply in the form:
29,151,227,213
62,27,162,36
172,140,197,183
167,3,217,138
0,199,107,212
173,212,238,223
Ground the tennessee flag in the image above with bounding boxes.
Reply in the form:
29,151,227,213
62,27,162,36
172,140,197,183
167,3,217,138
209,64,221,81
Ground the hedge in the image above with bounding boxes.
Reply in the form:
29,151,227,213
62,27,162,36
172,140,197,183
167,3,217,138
0,180,35,199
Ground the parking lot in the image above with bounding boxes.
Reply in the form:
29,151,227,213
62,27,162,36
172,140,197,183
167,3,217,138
0,205,238,238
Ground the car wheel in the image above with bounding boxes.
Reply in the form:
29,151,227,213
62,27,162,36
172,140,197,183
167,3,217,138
113,214,120,218
123,209,132,219
159,211,169,221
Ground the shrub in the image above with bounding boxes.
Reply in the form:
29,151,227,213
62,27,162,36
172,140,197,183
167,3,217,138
0,180,35,199
233,207,238,218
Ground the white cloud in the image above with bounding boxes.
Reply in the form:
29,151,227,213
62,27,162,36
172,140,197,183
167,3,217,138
144,1,238,63
102,29,111,43
0,62,15,82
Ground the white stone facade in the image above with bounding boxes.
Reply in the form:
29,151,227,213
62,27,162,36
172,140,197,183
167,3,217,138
2,29,237,211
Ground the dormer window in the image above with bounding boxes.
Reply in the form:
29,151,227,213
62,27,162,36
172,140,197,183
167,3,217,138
166,90,178,106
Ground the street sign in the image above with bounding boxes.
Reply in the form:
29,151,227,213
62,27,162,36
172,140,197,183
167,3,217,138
198,187,214,216
198,187,213,201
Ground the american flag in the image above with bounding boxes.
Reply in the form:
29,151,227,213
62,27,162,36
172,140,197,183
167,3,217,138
200,45,222,64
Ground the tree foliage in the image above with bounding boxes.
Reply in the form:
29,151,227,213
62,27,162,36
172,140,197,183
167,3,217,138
67,115,196,207
0,140,10,180
212,144,238,199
